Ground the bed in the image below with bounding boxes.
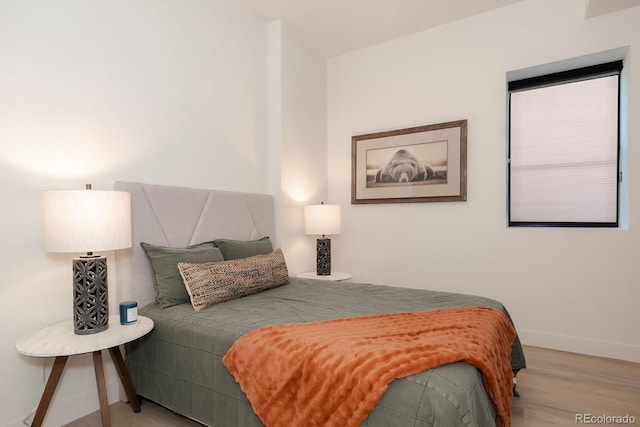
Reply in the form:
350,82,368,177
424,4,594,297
114,181,526,427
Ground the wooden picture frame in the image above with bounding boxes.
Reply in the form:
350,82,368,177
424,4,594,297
351,120,467,204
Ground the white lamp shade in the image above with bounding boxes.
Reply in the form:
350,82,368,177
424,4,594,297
43,189,132,253
304,204,341,236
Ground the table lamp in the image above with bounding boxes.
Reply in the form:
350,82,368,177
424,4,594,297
304,202,341,275
43,184,132,335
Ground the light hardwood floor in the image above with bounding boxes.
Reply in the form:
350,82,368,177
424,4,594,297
511,345,639,426
64,345,640,426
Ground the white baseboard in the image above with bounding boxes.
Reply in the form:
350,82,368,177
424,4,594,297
518,328,640,363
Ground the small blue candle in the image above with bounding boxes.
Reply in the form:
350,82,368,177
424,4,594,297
119,301,138,325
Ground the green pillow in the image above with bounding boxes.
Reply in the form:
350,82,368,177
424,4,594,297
141,241,224,308
214,236,273,260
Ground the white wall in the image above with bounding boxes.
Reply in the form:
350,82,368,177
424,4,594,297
0,1,271,425
278,22,329,275
263,19,328,275
258,19,328,275
328,0,640,362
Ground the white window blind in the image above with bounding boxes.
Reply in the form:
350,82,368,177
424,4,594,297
508,62,621,227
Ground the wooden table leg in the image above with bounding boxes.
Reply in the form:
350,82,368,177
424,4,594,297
31,355,68,427
92,350,111,427
108,346,141,412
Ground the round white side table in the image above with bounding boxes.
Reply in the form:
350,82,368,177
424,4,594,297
16,315,154,427
296,272,353,281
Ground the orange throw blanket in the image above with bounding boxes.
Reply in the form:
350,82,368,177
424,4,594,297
223,306,516,427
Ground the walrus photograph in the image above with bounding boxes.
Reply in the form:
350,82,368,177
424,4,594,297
351,120,467,204
366,142,448,187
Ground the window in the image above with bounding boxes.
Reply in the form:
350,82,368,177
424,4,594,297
508,60,623,227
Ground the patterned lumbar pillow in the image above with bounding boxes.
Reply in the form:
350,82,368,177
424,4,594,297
178,248,289,311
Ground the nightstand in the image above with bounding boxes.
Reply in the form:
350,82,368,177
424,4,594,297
297,271,353,281
16,315,154,427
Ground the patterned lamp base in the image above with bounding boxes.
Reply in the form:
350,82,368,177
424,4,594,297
316,238,332,276
73,255,109,335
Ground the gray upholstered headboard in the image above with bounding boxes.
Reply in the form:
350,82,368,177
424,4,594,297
114,181,275,308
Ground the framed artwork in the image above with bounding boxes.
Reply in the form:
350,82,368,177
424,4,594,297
351,120,467,204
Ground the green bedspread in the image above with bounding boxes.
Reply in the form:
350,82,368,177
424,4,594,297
126,278,526,427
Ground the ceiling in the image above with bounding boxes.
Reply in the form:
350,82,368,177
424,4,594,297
237,0,640,57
